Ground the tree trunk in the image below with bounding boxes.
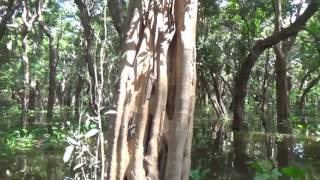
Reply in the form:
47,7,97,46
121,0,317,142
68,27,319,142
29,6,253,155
38,1,58,134
46,37,57,134
273,0,302,133
74,0,97,112
232,0,318,131
0,0,16,40
19,0,38,128
105,0,197,179
21,30,30,128
74,74,83,121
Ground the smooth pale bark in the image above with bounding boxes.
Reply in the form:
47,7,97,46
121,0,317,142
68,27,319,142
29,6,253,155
74,0,97,112
105,0,197,179
0,0,16,40
232,0,319,131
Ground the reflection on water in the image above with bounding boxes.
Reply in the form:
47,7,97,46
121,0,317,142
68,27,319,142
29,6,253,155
0,151,69,180
0,111,71,180
1,110,320,179
192,128,320,180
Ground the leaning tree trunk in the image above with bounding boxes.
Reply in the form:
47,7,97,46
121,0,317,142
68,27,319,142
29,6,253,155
105,0,197,179
232,0,318,131
299,74,320,120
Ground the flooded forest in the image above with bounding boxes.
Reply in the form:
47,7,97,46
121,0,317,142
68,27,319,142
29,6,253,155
0,0,320,179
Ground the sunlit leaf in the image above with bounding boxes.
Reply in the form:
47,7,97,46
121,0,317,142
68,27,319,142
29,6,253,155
85,129,99,138
104,110,117,115
63,145,74,162
73,163,85,170
67,137,79,145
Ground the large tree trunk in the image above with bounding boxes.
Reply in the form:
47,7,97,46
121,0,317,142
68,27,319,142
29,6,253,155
105,0,197,179
232,0,318,131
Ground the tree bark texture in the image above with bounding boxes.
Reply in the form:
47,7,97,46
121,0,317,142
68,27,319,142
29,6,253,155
232,0,319,131
105,0,197,179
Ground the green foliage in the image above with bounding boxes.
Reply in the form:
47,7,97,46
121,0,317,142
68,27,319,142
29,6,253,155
281,166,306,179
248,159,282,180
190,168,210,180
4,128,36,151
249,159,307,180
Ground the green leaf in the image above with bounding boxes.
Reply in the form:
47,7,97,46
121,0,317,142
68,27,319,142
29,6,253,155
281,166,305,177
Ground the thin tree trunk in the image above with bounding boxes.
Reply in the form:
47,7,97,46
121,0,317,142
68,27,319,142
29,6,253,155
20,0,37,128
37,0,58,134
232,0,318,131
21,30,29,128
46,37,57,134
74,0,97,112
74,74,83,121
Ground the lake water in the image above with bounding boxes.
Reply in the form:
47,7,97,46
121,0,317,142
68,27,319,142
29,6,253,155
1,112,320,179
